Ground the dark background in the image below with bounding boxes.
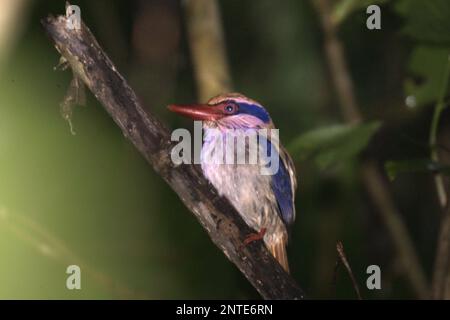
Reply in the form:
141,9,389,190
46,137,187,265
0,0,449,299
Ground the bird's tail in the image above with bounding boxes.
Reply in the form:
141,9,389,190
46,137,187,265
267,238,290,273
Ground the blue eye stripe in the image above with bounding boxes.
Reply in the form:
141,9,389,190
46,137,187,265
237,103,271,123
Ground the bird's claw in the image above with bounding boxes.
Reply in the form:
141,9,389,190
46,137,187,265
242,227,267,247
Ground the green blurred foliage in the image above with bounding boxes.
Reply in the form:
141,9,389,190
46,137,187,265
332,0,389,26
387,0,450,179
385,159,450,181
404,46,450,108
395,0,450,45
288,122,380,170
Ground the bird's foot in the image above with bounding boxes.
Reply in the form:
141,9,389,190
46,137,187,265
243,228,267,246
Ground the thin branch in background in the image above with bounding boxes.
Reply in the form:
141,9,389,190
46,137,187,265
41,12,305,299
429,55,450,208
431,54,450,300
432,202,450,299
331,254,340,298
312,0,428,298
184,0,232,101
335,241,362,300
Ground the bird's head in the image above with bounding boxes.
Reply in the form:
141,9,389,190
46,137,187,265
168,93,273,129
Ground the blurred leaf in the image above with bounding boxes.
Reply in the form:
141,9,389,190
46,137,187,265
395,0,450,45
404,46,450,108
288,122,381,169
332,0,388,26
385,159,450,181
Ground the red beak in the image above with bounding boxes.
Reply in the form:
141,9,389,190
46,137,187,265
167,104,224,121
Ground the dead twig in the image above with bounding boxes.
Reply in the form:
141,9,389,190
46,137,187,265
335,241,362,300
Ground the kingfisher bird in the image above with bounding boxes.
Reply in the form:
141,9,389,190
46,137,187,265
168,93,297,272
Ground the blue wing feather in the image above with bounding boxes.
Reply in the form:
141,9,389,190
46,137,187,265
261,137,296,227
272,157,295,226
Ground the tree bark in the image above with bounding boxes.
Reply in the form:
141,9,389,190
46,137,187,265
41,14,305,300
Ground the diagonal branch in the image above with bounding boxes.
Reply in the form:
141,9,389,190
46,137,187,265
41,14,304,300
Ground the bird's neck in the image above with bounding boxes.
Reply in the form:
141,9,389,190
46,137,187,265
201,123,278,168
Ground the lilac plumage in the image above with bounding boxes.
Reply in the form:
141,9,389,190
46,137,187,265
168,93,297,272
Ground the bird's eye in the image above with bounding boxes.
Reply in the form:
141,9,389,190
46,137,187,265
224,103,237,114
